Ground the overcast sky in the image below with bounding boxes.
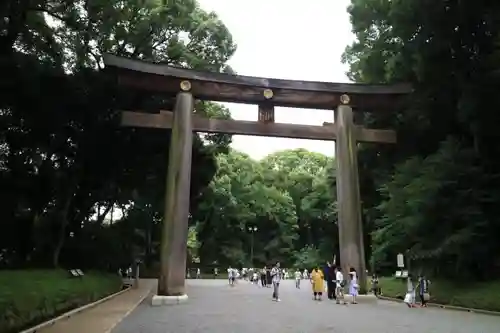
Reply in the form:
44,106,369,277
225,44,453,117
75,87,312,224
197,0,355,160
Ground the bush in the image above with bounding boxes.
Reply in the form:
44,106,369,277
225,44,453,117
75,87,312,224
0,269,122,333
379,277,500,312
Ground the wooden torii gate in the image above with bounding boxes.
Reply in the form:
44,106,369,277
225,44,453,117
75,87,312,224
103,54,411,305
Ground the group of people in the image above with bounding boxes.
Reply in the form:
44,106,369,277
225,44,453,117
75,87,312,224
306,262,359,304
404,274,431,308
226,261,361,304
207,263,431,309
226,265,284,289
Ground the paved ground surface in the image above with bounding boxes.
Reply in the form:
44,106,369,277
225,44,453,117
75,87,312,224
37,279,156,333
112,279,500,333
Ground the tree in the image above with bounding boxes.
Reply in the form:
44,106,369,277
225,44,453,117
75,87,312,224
191,148,341,269
195,150,299,267
0,0,236,269
343,0,500,279
260,149,335,254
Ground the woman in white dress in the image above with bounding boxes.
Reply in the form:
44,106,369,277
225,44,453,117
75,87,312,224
348,268,359,304
404,275,416,307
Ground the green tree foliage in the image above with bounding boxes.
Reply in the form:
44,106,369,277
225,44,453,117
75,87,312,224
343,0,500,279
195,150,298,267
0,0,235,269
194,149,337,268
261,149,336,252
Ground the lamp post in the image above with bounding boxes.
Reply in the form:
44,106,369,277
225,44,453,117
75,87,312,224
248,226,258,266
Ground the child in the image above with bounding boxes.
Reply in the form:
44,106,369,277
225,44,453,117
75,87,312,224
404,275,416,307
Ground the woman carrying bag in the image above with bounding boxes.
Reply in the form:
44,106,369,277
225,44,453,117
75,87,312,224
417,275,431,307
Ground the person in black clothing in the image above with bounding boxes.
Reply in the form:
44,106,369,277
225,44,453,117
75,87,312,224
265,265,272,287
325,262,336,300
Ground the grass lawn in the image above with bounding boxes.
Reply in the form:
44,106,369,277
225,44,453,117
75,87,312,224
379,277,500,312
0,269,123,333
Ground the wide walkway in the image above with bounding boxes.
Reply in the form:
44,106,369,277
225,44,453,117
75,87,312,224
113,279,500,333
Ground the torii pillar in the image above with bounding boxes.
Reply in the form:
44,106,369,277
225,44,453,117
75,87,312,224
152,82,194,306
334,94,395,294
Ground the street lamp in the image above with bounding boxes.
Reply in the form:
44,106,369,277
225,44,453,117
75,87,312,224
248,226,258,266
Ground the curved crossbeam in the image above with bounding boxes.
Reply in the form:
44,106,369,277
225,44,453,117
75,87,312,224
103,54,411,110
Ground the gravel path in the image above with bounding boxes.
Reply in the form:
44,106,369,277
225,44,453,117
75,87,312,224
112,279,500,333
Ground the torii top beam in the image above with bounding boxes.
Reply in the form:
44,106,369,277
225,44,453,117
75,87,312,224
102,54,412,110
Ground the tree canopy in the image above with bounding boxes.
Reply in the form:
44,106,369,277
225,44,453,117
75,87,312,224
194,149,336,268
0,0,235,269
342,0,500,279
3,0,500,283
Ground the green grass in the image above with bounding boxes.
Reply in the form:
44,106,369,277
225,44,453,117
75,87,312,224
379,277,500,312
0,269,123,333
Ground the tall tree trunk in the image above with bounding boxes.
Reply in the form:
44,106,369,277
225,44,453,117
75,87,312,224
110,205,115,224
52,195,73,267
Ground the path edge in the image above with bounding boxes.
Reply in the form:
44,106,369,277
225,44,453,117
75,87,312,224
103,286,152,333
20,287,132,333
377,295,500,316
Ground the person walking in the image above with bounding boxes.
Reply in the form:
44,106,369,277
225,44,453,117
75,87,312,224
416,275,430,307
266,265,272,287
228,266,236,286
302,268,309,280
371,274,380,296
404,274,416,307
271,262,281,301
260,266,267,287
294,268,302,289
311,266,324,301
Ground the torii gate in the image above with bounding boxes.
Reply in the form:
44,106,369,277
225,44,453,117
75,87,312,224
103,54,411,305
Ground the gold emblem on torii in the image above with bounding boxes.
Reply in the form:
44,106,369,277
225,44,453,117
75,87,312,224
258,89,275,123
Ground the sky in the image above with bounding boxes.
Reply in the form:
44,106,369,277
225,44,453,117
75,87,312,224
197,0,355,160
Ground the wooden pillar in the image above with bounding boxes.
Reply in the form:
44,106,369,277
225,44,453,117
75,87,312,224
157,91,194,297
335,100,367,293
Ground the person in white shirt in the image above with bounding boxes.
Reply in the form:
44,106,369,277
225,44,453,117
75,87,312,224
335,267,347,304
252,271,258,284
302,269,309,280
228,266,235,286
271,262,281,301
294,269,302,289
